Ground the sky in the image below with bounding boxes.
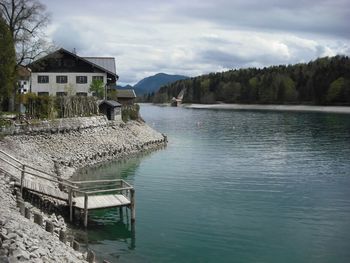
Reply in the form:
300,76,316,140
44,0,350,85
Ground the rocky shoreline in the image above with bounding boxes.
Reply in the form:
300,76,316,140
0,116,166,262
0,171,87,263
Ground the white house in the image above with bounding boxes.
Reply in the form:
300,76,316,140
28,48,118,96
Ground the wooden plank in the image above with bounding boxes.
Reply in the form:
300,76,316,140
73,194,130,210
19,179,69,202
115,195,130,204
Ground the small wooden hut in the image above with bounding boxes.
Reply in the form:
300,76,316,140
98,100,121,121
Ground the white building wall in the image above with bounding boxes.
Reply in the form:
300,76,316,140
30,72,107,96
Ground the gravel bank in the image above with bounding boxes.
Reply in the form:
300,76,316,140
0,116,166,262
1,117,166,179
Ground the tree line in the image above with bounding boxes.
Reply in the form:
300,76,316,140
148,56,350,105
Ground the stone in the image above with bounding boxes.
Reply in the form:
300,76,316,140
86,250,95,263
72,240,80,251
7,233,17,240
45,221,54,234
2,240,11,248
9,242,17,252
33,213,43,227
28,246,38,253
12,249,30,261
0,232,8,241
59,230,66,243
37,247,48,256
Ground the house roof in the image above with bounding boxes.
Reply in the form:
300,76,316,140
28,48,118,79
83,57,116,75
99,100,121,107
117,89,137,99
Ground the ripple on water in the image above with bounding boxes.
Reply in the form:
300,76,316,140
72,105,350,263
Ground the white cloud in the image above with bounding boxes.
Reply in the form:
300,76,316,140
44,0,350,85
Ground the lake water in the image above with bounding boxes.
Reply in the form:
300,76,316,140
73,104,350,263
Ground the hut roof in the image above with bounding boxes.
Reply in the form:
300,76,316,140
117,89,136,99
99,100,121,107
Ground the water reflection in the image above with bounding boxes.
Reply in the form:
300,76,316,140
69,105,350,263
72,208,136,262
69,144,167,260
72,145,166,182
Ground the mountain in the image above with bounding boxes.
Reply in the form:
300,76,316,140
117,84,133,89
133,73,189,95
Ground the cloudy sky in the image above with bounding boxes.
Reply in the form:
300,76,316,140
44,0,350,85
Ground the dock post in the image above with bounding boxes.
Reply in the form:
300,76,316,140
119,207,124,222
84,193,88,228
20,164,25,196
18,200,25,216
69,188,73,222
72,240,80,251
131,222,136,249
25,207,31,219
34,213,43,227
59,230,67,243
130,188,135,223
45,221,54,234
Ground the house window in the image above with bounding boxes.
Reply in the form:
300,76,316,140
56,75,68,84
38,92,49,96
56,92,67,97
76,76,87,84
38,75,49,83
76,92,87,97
92,76,104,82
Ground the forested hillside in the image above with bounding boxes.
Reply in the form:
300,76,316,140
151,56,350,105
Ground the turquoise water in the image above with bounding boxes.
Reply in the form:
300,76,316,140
73,105,350,263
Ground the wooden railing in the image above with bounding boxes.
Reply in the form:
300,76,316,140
69,179,135,227
0,150,77,196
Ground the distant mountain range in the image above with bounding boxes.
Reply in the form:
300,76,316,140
117,73,189,96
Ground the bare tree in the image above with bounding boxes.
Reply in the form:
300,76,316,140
0,0,50,65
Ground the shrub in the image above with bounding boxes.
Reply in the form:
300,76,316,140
122,104,140,122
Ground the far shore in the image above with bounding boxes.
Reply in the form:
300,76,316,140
184,103,350,114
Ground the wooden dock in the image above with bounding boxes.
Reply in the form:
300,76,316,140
0,150,135,227
74,194,130,210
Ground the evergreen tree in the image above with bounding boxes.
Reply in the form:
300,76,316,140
0,18,16,111
150,56,350,106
